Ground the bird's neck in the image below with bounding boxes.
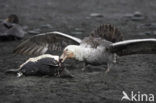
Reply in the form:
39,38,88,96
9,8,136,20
73,46,86,61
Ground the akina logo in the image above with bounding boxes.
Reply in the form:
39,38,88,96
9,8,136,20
121,91,154,102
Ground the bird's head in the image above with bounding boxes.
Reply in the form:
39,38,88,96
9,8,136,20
5,14,19,24
60,45,78,63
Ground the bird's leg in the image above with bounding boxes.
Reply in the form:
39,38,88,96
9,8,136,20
81,62,88,71
105,63,112,73
113,53,117,63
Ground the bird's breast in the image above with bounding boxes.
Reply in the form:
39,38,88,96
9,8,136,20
82,46,112,64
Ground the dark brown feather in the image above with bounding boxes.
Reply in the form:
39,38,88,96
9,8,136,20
90,24,123,43
107,39,156,56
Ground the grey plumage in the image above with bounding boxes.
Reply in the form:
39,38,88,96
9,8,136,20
0,15,26,41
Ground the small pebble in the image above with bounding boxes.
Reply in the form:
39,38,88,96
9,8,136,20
90,13,103,17
138,23,156,29
124,11,145,21
144,31,152,35
40,24,53,29
132,11,145,21
28,29,41,35
143,31,156,36
134,11,142,17
147,23,156,29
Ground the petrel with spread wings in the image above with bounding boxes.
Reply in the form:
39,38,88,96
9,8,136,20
13,24,156,72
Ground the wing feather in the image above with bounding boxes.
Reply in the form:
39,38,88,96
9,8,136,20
108,39,156,56
14,31,81,55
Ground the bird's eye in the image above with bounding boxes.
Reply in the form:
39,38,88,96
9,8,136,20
66,49,68,51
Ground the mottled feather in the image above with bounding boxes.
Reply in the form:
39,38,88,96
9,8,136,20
90,24,123,43
13,31,81,55
81,37,111,48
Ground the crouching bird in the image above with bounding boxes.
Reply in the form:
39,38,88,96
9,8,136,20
0,14,26,41
13,24,156,72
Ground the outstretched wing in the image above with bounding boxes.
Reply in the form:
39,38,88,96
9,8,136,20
14,31,81,55
107,38,156,56
90,24,123,43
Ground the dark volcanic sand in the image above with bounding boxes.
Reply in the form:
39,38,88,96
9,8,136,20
0,0,156,103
